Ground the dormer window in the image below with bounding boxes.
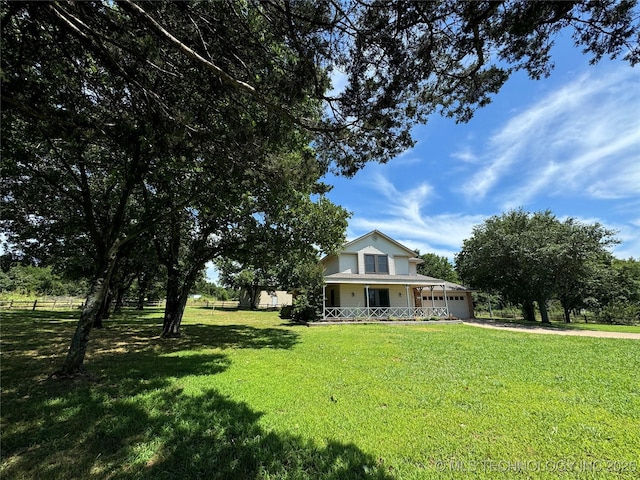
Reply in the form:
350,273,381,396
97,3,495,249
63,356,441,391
365,254,389,274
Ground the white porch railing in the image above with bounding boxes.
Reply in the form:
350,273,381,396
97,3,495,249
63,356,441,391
323,306,449,320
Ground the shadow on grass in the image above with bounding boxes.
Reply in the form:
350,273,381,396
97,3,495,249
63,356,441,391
198,306,241,312
2,310,394,479
0,312,300,396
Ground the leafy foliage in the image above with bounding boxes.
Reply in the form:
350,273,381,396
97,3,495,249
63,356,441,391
3,0,638,372
0,264,88,297
416,252,460,283
456,209,618,323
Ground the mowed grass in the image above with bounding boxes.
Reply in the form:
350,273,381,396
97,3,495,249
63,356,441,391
474,314,640,333
1,308,639,479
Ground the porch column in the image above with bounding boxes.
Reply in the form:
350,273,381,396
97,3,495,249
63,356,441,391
430,285,435,308
322,285,326,319
404,285,410,308
365,284,370,310
443,283,449,317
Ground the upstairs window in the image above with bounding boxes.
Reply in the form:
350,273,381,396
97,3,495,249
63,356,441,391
365,254,389,274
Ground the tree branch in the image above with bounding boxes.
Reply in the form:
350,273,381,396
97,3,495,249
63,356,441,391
120,0,343,134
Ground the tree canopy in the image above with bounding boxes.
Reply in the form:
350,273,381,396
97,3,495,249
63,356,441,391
416,252,460,283
455,209,618,323
2,0,638,374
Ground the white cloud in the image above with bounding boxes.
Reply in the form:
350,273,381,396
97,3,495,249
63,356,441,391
458,66,640,207
350,212,486,261
331,64,640,262
368,172,434,222
451,147,480,164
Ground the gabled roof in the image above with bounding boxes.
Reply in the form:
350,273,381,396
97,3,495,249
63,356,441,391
346,229,418,256
321,229,421,263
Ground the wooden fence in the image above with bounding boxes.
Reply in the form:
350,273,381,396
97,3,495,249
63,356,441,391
0,299,239,311
0,299,85,310
196,300,240,309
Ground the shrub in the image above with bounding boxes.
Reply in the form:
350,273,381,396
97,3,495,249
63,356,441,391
599,301,640,326
290,292,318,323
279,305,293,320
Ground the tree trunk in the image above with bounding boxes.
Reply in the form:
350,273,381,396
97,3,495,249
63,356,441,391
538,299,550,324
522,301,536,322
93,288,112,328
162,267,182,337
58,270,113,375
57,239,125,376
162,268,200,337
162,290,189,337
250,284,260,310
563,305,572,323
114,285,127,314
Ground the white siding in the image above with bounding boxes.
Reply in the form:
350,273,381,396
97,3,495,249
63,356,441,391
339,233,416,276
323,256,339,275
394,256,410,275
339,253,358,274
408,261,418,276
345,233,411,257
257,291,292,308
336,284,411,308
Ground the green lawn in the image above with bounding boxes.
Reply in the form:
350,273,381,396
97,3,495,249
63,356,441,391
474,314,640,333
2,308,639,479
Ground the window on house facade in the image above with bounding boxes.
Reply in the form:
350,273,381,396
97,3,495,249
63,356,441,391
366,288,390,307
364,254,389,274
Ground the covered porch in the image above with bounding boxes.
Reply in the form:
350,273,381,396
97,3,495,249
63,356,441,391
323,305,449,320
322,275,458,321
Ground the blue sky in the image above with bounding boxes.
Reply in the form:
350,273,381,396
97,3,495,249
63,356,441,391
321,36,640,263
208,35,639,282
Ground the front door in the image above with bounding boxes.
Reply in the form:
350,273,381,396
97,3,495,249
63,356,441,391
367,288,390,307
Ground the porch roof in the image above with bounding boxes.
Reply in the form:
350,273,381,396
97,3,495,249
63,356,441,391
323,273,472,291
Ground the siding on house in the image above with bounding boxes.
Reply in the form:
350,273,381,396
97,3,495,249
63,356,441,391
321,230,475,320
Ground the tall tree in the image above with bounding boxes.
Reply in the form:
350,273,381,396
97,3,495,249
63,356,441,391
550,220,618,322
3,1,638,374
416,252,460,283
611,258,640,304
456,209,544,322
455,210,618,323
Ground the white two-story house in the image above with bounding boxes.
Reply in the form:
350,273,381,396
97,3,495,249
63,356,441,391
320,230,474,320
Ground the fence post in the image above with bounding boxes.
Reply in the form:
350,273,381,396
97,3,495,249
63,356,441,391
32,300,37,311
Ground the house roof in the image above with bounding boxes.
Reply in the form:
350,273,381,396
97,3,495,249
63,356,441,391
320,229,422,264
345,229,418,256
323,272,472,291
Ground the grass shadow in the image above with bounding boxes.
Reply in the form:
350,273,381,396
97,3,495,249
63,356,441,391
1,310,301,404
2,310,394,479
3,383,394,479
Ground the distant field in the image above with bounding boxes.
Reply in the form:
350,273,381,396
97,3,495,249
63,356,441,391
2,307,638,479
